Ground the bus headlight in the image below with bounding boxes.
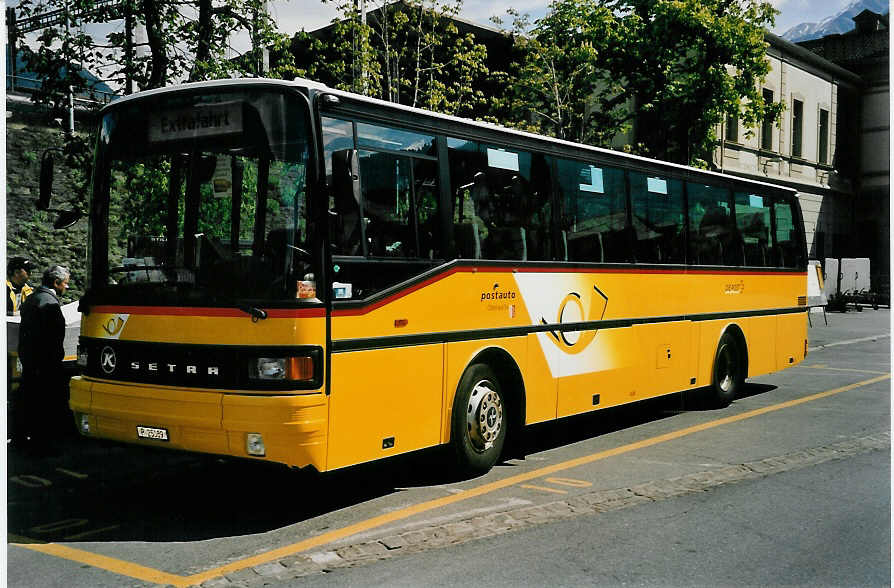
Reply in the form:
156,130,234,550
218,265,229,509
75,413,90,435
248,356,315,382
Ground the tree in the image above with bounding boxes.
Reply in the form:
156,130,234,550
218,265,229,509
15,0,279,101
13,0,281,217
502,0,782,167
301,0,491,118
493,4,626,144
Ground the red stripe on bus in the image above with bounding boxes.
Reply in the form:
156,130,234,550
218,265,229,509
331,266,807,317
90,305,326,319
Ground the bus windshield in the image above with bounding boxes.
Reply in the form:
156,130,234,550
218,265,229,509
89,87,319,306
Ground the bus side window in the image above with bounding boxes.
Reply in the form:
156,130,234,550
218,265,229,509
414,159,441,259
323,118,362,255
447,137,486,259
734,192,772,267
688,183,734,266
521,153,553,261
358,150,415,258
773,199,803,268
331,148,363,255
629,173,685,264
558,159,627,263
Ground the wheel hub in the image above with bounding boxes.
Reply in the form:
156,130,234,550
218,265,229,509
466,380,503,451
717,345,736,393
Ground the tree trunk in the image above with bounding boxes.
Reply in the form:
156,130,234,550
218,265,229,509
142,0,168,89
190,0,213,81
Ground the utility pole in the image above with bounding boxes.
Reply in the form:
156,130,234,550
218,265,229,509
124,0,134,94
360,0,366,93
251,1,270,77
6,7,18,92
64,0,75,134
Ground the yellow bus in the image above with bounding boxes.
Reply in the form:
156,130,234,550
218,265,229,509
65,78,808,475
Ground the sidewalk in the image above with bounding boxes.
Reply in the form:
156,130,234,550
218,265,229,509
807,307,890,349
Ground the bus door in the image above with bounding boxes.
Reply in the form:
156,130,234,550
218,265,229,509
322,118,446,470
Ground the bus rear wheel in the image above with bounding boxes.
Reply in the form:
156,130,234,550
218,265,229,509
711,332,744,407
451,363,507,476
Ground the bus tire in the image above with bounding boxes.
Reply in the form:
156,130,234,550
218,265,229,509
451,363,507,476
711,332,743,407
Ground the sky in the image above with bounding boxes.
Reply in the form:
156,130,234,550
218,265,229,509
234,0,859,54
8,0,860,65
260,0,856,41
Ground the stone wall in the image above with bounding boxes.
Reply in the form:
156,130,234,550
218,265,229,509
6,98,96,303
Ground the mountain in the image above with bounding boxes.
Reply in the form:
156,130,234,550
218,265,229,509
780,0,889,42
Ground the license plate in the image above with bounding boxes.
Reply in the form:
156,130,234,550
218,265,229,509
136,426,169,441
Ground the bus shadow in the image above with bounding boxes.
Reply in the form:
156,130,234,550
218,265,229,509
7,382,778,544
7,438,455,544
512,382,778,459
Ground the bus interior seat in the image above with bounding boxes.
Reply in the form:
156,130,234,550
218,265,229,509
525,228,551,260
368,220,411,257
693,234,724,265
454,223,481,259
634,233,662,264
484,226,527,261
744,241,768,266
602,227,634,263
723,234,746,266
566,231,604,263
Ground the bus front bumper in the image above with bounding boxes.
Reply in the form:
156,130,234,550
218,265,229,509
69,376,328,470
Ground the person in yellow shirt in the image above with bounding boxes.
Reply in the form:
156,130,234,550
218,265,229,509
6,257,35,315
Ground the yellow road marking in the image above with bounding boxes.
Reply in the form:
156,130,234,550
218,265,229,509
56,468,89,480
801,365,889,375
14,543,185,586
10,475,52,488
546,477,592,488
10,373,890,588
520,484,568,494
64,525,121,541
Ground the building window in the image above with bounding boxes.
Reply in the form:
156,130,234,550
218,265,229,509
791,99,803,158
818,108,830,164
761,89,774,151
725,113,738,143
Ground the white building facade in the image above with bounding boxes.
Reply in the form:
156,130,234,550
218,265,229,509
718,19,889,295
715,33,862,270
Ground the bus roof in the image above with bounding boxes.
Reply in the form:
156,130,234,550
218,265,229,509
103,76,798,196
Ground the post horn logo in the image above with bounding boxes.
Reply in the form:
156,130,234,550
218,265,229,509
541,285,608,355
102,315,127,337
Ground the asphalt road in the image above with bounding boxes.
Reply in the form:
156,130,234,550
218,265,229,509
6,308,891,587
281,448,891,587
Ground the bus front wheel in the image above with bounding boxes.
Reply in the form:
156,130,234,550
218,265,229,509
451,363,507,475
711,332,744,407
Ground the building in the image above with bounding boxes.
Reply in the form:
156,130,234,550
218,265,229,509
798,10,889,295
715,33,862,273
717,13,889,295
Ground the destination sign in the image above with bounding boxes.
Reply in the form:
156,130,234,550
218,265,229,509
149,102,243,142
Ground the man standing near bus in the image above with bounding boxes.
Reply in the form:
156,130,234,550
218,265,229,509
6,257,35,315
17,265,69,455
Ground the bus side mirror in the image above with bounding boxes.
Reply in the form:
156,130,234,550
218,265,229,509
39,150,55,210
39,148,84,229
54,209,83,229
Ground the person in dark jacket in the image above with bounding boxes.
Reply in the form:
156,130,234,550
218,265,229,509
17,265,70,454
